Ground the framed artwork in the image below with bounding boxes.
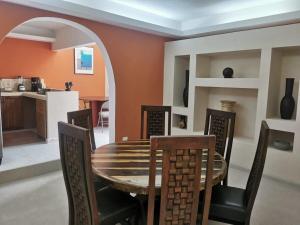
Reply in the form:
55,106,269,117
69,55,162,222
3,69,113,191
74,47,94,74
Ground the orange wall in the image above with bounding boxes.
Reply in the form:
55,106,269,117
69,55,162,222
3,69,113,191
0,2,169,141
0,38,105,97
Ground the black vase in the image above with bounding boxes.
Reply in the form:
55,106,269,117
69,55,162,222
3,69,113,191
280,78,295,119
183,70,189,107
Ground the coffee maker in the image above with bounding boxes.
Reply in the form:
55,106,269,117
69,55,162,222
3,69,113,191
31,77,41,92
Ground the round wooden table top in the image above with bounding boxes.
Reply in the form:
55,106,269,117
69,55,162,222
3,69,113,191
91,140,227,195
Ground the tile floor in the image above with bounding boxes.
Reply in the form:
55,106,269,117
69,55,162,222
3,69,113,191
0,167,300,225
0,127,299,225
0,127,109,172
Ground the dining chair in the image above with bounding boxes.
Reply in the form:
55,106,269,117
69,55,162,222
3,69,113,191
67,109,96,151
204,108,236,186
58,121,139,225
97,101,109,132
147,135,216,225
67,109,108,191
140,105,171,139
207,121,270,225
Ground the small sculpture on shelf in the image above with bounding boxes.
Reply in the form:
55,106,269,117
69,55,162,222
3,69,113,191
223,67,234,78
220,100,236,112
280,78,295,119
183,70,189,107
178,116,187,129
65,81,73,91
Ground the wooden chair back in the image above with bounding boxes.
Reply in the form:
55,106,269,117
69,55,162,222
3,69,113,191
204,108,235,185
67,109,96,151
58,122,99,225
140,105,171,139
148,136,216,225
245,121,269,219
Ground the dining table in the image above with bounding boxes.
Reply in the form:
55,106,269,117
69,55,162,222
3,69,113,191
92,140,227,195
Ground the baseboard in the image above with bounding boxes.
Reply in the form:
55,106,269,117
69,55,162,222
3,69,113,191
0,159,61,185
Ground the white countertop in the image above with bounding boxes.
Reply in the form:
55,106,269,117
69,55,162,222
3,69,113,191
1,91,47,100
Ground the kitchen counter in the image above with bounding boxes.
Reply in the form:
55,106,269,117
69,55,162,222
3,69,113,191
1,92,46,100
0,90,79,141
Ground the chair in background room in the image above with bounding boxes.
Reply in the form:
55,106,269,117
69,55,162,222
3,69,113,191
140,105,171,139
58,122,139,225
67,109,96,151
97,101,109,131
207,121,270,225
204,108,236,186
147,135,216,225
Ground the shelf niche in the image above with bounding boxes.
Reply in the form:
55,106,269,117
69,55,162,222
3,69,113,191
196,49,261,78
268,129,294,152
193,87,258,140
172,114,187,130
267,47,300,120
173,55,190,107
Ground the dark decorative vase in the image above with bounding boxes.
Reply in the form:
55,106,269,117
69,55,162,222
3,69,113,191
223,67,234,78
183,70,189,107
280,78,295,119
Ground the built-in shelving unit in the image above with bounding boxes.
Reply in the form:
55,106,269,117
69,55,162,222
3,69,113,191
163,23,300,185
194,78,260,89
196,50,261,78
173,55,190,107
267,47,300,121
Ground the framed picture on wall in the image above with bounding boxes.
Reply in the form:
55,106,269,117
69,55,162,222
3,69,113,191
74,47,94,74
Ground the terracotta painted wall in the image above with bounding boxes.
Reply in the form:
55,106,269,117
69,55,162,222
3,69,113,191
0,2,168,141
0,38,105,97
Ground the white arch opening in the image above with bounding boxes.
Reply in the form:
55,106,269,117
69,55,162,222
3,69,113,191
11,17,116,142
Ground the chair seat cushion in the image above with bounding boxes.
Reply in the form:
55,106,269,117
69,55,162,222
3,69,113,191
209,185,247,223
96,187,138,224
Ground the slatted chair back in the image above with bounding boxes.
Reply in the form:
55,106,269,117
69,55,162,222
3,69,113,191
148,136,216,225
204,108,235,185
68,109,96,151
140,105,171,139
58,122,99,225
245,121,269,219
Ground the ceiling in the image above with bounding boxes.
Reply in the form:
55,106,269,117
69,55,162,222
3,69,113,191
5,0,300,37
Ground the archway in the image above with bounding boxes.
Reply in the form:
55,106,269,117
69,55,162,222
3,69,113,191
2,16,116,142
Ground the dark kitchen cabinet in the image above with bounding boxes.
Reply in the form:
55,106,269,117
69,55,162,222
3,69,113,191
1,96,24,131
36,99,47,140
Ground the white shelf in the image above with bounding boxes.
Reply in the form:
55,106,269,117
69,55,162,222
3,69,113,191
172,106,189,116
194,78,260,89
266,118,297,133
172,127,189,135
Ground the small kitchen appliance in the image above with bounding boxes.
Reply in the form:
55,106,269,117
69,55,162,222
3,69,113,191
17,76,26,92
31,77,42,92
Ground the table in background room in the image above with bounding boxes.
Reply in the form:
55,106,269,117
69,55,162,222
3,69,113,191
79,96,109,127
